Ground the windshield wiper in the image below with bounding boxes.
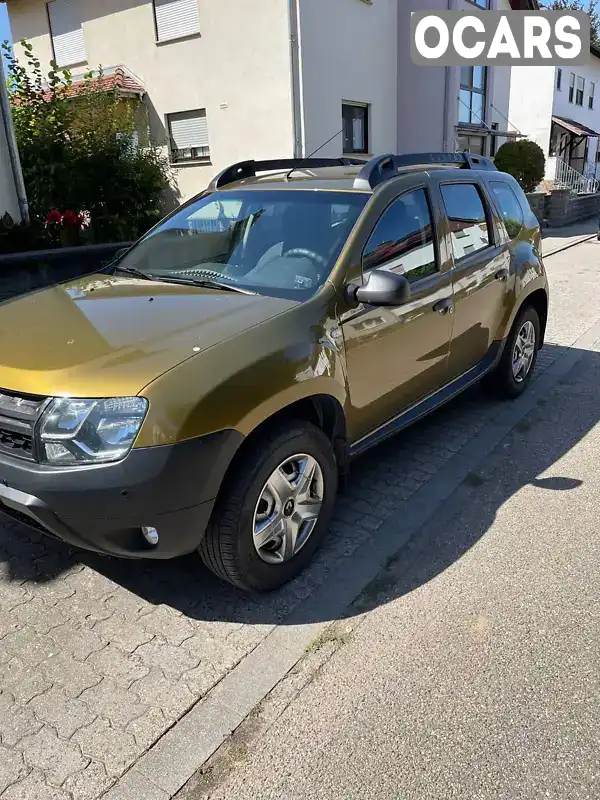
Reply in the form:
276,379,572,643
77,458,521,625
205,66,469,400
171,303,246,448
155,276,255,294
112,264,155,281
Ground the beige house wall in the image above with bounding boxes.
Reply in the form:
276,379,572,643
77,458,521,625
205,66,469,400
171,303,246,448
7,0,296,203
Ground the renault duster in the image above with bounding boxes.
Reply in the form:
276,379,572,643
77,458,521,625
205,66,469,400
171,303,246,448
0,152,549,591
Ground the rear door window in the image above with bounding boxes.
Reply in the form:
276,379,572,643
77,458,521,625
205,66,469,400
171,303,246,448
440,183,491,262
489,181,525,238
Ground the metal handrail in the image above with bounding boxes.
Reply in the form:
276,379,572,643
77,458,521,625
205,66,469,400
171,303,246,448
554,158,599,194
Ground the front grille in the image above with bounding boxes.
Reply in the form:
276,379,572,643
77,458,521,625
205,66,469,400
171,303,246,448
0,427,33,457
0,390,48,462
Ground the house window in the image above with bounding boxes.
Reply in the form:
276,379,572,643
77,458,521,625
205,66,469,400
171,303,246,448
590,82,595,109
342,103,369,154
457,133,486,155
459,66,487,125
556,69,562,90
576,75,585,106
47,0,86,67
569,73,575,103
153,0,200,43
167,110,210,163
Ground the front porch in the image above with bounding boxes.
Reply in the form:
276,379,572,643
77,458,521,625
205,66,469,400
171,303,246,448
548,116,600,192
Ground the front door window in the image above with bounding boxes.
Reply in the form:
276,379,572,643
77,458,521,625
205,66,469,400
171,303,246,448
362,189,437,283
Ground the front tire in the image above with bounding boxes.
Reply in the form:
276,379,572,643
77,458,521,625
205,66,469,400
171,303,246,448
199,420,338,592
486,305,540,399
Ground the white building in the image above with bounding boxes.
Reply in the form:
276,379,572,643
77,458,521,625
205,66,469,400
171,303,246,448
4,0,530,204
509,43,600,189
397,0,529,159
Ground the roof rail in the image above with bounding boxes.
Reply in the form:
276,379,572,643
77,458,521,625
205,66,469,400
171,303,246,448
353,152,498,190
210,157,367,189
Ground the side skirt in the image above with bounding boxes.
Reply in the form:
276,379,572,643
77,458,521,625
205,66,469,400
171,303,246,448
349,339,506,459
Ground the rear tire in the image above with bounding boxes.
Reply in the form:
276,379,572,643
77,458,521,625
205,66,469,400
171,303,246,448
485,305,540,399
199,420,338,592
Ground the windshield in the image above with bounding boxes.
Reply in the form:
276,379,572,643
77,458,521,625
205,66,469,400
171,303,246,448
116,189,368,300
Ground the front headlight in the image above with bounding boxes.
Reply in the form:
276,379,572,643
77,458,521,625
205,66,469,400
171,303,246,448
38,397,148,465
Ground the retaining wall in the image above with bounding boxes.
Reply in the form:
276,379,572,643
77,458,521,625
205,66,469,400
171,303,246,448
0,242,132,302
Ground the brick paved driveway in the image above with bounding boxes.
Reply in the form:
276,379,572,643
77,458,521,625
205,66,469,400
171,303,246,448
0,241,599,799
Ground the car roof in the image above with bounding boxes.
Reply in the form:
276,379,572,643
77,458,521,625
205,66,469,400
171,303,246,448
218,164,369,192
214,164,495,194
207,154,501,195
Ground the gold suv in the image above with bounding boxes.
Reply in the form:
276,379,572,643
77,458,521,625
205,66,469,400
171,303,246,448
0,152,548,591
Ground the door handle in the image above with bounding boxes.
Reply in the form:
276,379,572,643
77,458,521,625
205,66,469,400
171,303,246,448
433,298,453,315
495,268,509,281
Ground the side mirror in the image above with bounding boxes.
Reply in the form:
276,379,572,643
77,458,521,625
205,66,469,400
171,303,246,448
346,269,411,307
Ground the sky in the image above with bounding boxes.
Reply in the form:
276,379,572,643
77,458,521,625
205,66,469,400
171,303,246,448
0,3,11,67
0,4,10,44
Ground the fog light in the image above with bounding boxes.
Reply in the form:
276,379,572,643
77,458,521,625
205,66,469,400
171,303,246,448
142,526,159,546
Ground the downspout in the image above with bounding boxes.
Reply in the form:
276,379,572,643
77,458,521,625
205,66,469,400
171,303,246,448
442,0,458,151
287,0,305,158
0,55,29,224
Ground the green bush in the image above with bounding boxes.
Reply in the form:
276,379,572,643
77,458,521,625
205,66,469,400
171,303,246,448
0,212,51,255
494,140,546,194
2,39,174,245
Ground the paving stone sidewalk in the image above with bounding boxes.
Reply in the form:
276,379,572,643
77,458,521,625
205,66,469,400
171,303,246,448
1,240,599,799
542,217,598,256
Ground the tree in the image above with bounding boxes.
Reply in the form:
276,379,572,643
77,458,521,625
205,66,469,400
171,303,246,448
540,0,599,45
1,39,174,245
494,140,546,193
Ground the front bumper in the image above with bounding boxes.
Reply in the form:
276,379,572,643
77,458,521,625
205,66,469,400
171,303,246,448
0,430,243,559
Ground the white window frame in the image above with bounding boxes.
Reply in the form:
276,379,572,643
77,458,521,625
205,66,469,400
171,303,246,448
569,72,576,103
576,75,585,106
153,0,200,44
342,102,369,155
166,109,210,164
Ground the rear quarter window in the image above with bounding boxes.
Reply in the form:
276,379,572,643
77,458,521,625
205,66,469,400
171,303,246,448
489,181,525,239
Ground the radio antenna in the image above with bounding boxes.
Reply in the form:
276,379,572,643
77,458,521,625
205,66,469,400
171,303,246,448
286,129,344,180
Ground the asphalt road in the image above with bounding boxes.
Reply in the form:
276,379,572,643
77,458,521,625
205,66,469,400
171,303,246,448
186,313,600,798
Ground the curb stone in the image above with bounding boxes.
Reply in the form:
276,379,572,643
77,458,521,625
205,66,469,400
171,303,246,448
102,290,600,800
543,233,597,257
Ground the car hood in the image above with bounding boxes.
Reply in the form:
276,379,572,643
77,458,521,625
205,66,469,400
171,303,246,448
0,274,298,398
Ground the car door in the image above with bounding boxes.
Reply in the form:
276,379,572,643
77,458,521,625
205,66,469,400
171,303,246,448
341,185,455,442
438,179,513,379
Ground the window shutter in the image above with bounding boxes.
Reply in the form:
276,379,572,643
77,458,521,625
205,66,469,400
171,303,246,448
170,111,209,150
154,0,200,42
48,0,86,67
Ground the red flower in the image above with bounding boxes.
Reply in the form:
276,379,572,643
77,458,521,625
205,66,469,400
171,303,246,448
46,210,62,225
62,210,80,227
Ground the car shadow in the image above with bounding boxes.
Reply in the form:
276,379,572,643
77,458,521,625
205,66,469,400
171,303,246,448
0,342,597,628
